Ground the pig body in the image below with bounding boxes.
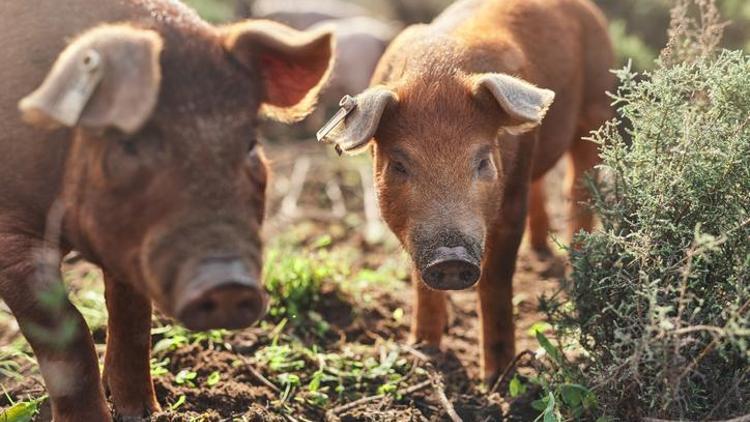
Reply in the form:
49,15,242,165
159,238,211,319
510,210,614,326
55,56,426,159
0,1,332,420
321,0,613,382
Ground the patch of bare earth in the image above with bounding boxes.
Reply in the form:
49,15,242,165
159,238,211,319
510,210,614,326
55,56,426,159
0,142,571,421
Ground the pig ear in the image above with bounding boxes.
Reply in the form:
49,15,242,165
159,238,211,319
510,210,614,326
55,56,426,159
19,25,163,134
223,20,334,123
471,73,555,134
317,87,398,155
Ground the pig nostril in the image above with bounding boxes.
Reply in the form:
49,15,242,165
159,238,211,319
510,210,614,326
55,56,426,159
198,299,217,315
460,271,474,282
237,298,254,310
428,270,443,282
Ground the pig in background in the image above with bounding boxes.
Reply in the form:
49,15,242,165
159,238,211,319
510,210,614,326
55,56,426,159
309,17,400,109
0,0,333,420
235,0,400,136
239,0,370,29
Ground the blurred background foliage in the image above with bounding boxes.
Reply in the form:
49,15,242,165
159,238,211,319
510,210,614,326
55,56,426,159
184,0,750,71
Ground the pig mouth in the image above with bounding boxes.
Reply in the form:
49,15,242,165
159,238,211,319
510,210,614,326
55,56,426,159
141,220,267,330
171,257,267,331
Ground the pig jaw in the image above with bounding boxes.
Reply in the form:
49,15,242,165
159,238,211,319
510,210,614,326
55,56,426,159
409,228,484,291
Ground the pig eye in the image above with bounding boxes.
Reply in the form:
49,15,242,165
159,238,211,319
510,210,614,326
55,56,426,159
390,160,408,176
476,157,495,179
119,139,139,156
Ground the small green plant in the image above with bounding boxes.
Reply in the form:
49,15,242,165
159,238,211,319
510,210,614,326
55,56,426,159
263,247,345,326
174,369,198,387
150,357,170,378
64,269,107,332
520,332,600,421
169,395,187,411
205,371,221,387
151,324,229,355
0,396,46,422
0,348,35,381
254,333,415,410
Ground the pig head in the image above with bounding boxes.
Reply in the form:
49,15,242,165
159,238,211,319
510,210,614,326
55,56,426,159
17,20,332,330
320,74,553,290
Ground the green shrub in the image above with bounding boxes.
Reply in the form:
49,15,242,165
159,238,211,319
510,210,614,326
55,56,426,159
545,6,750,418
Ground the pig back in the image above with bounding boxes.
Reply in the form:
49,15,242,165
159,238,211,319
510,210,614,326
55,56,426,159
0,0,130,221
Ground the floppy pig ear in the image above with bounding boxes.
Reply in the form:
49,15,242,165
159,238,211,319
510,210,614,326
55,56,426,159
19,25,163,134
472,73,555,134
224,20,334,123
316,87,398,155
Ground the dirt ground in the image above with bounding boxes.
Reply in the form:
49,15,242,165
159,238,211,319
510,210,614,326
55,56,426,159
0,139,572,421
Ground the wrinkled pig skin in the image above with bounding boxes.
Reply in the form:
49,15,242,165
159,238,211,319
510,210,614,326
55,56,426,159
322,0,614,384
0,0,333,420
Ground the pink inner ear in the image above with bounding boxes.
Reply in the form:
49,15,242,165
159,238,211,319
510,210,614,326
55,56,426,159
260,53,323,108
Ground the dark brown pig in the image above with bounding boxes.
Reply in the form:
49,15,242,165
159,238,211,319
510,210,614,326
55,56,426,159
319,0,613,383
0,0,332,420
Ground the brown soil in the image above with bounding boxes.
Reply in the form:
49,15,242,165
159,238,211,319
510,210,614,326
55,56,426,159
0,141,572,421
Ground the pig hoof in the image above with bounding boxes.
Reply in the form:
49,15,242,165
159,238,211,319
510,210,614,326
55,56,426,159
408,333,443,349
112,400,160,421
114,406,158,422
116,416,147,422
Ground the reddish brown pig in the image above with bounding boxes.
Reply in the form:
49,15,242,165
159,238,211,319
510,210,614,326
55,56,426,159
0,0,332,420
319,0,613,383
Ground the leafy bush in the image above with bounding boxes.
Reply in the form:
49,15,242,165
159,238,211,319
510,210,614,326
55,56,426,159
544,3,750,419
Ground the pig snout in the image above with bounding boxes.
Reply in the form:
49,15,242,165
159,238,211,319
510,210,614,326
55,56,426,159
174,257,266,331
421,246,481,290
413,231,483,290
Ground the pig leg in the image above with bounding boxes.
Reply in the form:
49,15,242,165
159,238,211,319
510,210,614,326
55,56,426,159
410,269,448,346
0,233,111,422
478,220,524,384
565,133,600,243
479,137,536,384
526,178,551,254
102,273,159,418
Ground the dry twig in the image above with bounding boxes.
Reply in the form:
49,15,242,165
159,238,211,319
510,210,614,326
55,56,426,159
401,344,463,422
325,380,432,419
489,350,536,395
236,355,281,393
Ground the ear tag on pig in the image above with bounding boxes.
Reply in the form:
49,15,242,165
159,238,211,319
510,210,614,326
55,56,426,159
56,50,105,126
316,95,357,155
